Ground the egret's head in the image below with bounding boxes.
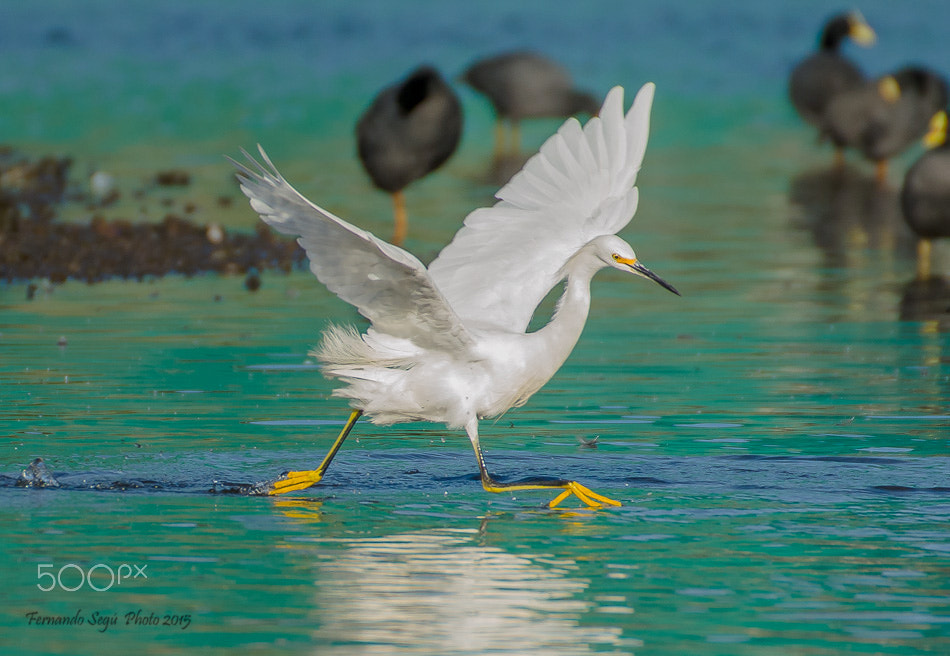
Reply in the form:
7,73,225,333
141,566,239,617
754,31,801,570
597,235,680,296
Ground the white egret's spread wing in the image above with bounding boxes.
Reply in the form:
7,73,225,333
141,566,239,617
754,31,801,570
428,83,655,333
233,147,474,353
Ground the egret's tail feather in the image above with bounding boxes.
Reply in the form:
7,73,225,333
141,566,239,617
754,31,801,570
314,324,412,369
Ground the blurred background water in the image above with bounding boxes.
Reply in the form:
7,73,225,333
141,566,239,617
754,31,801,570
1,1,948,654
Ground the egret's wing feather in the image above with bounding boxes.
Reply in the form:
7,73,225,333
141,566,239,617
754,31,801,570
428,83,655,332
232,147,473,352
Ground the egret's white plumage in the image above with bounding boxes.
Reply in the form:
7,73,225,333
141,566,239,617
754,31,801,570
233,83,677,508
429,84,652,332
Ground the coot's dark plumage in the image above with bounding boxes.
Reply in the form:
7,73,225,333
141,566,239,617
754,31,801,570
789,12,876,140
901,110,950,279
823,66,948,182
356,66,462,245
462,51,599,158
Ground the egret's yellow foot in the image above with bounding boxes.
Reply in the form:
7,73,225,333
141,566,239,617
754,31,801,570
267,470,324,496
261,409,363,496
470,429,621,510
548,482,621,509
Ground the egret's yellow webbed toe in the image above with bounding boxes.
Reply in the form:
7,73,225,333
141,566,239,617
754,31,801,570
548,482,621,509
267,470,324,496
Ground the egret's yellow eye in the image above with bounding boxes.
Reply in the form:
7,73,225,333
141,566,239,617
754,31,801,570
611,253,620,261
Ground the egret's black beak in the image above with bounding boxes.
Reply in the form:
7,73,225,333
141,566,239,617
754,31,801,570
632,261,680,296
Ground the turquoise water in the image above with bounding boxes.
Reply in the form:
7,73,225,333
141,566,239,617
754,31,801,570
2,1,949,654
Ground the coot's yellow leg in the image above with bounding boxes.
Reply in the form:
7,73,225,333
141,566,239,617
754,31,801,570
509,120,522,157
917,238,933,281
492,120,507,160
875,159,889,185
391,191,408,246
833,147,845,169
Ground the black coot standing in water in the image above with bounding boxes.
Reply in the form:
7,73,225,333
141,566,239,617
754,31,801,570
462,51,599,159
788,11,876,162
356,66,462,246
823,66,948,183
901,110,950,280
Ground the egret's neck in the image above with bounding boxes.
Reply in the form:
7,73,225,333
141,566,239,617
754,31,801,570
532,268,596,375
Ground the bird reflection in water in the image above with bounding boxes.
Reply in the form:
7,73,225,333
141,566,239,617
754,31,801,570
789,166,949,327
788,164,916,267
899,276,950,328
304,528,630,654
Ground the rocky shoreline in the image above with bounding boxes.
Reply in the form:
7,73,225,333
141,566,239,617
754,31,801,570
0,147,305,286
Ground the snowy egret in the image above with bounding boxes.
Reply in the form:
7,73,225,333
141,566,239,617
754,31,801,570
356,66,462,246
901,109,950,279
823,67,948,183
233,83,678,509
462,51,599,159
789,11,875,162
